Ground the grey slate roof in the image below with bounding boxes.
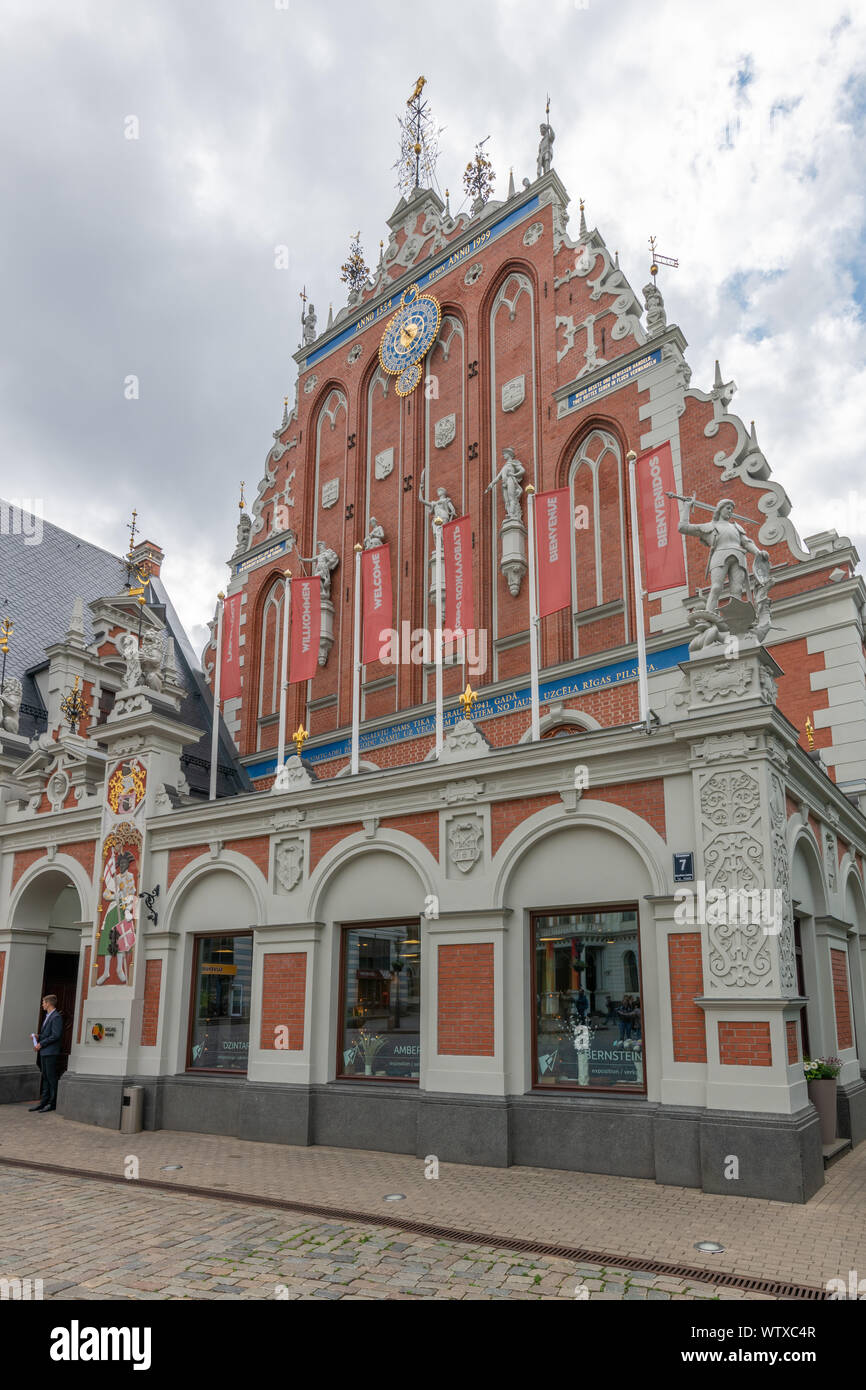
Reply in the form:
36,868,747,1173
0,503,248,798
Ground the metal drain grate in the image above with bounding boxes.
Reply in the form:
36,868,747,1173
0,1155,827,1300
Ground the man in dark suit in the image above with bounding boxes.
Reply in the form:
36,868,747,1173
29,995,64,1113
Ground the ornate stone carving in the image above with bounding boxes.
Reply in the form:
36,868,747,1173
297,541,339,601
275,838,304,892
374,446,394,481
301,302,317,346
437,718,492,763
1,676,22,733
501,375,525,413
700,770,760,826
447,816,483,873
643,281,667,337
823,828,838,894
464,262,484,286
119,633,143,691
434,413,456,449
693,663,753,703
321,478,340,509
47,769,70,811
440,778,485,804
523,221,544,246
769,772,797,994
347,342,363,365
692,732,759,763
303,374,318,394
486,447,525,523
270,754,315,792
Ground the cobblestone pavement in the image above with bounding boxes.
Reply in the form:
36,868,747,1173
3,1102,863,1292
0,1167,761,1301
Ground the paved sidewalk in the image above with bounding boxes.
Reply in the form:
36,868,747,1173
2,1102,863,1291
0,1167,743,1301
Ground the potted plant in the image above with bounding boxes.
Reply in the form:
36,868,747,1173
356,1028,387,1077
804,1056,842,1145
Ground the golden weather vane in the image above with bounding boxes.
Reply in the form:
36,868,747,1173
648,234,679,285
239,481,246,511
126,508,139,557
0,615,13,689
60,674,86,733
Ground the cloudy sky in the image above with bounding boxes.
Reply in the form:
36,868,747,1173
2,0,865,656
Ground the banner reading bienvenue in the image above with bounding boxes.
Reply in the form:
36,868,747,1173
635,442,686,592
535,487,572,616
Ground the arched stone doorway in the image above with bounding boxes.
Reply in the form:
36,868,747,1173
0,868,86,1103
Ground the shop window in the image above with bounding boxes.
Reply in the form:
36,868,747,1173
187,933,253,1073
339,924,421,1082
532,907,644,1092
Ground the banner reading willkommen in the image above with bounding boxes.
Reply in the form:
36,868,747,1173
361,544,392,665
289,576,321,683
634,442,686,592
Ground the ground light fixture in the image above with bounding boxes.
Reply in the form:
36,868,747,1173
694,1241,725,1253
161,1165,183,1171
383,1193,406,1201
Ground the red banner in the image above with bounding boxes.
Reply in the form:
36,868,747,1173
289,576,321,684
535,487,572,616
219,593,243,700
635,442,686,592
443,515,474,634
361,544,392,665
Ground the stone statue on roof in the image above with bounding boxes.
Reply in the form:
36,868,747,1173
537,122,555,178
301,302,317,347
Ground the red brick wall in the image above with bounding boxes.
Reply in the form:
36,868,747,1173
668,934,707,1063
771,638,830,755
830,948,853,1050
718,1021,772,1066
167,844,208,888
260,952,307,1051
786,1019,799,1065
309,822,363,873
588,779,666,838
225,836,269,877
437,943,495,1056
11,847,44,891
140,960,163,1046
380,812,439,858
77,945,91,1044
59,840,96,878
491,794,560,856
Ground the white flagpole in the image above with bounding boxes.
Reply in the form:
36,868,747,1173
525,486,541,741
351,543,363,774
276,568,292,774
433,518,444,755
209,592,225,801
626,449,650,730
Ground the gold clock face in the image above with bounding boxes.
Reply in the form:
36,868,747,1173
378,284,441,396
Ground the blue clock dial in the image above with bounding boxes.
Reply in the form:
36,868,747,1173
378,285,441,395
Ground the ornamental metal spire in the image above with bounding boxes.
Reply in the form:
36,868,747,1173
340,230,370,295
463,136,495,211
394,76,441,195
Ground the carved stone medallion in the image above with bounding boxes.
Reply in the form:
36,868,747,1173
321,478,340,509
434,414,456,449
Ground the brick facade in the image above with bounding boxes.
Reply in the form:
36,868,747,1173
260,952,307,1051
668,933,707,1063
830,948,853,1051
437,943,495,1056
718,1021,772,1067
140,960,163,1047
167,844,209,888
786,1019,799,1065
309,823,363,873
11,847,44,891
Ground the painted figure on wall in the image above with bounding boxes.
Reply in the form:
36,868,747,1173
95,827,141,985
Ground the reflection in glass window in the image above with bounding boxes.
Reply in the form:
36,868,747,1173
339,924,421,1081
533,909,644,1092
188,934,253,1072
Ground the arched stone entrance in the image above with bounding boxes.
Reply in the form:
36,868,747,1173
0,867,87,1103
